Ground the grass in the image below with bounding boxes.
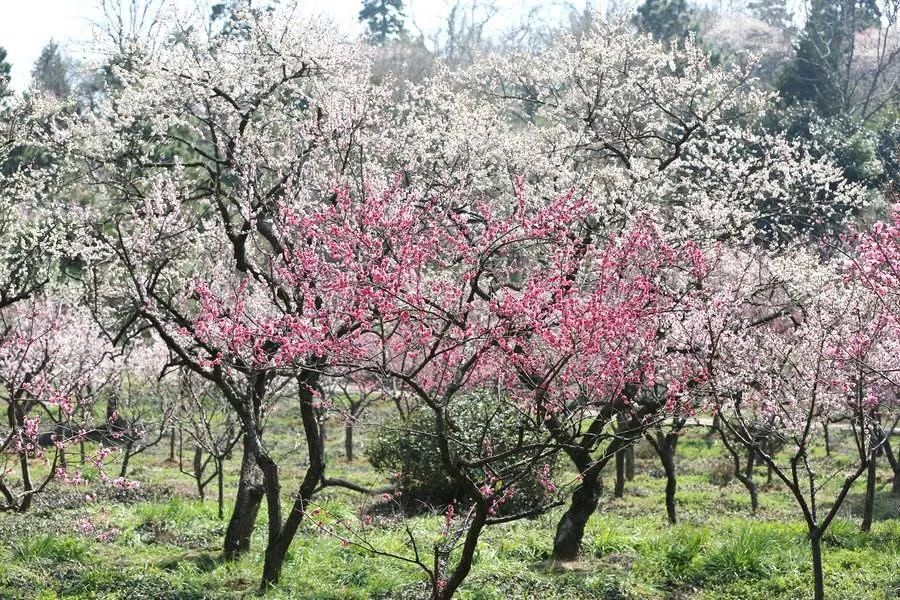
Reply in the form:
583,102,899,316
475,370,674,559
1,406,899,599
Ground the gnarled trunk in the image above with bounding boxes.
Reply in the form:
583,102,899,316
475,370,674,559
258,374,326,590
223,435,264,560
647,425,680,525
553,469,603,560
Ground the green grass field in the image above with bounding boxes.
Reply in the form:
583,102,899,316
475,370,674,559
1,405,899,599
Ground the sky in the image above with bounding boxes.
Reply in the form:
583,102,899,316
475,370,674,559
0,0,587,91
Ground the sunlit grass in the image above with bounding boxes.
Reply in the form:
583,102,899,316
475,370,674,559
1,410,898,599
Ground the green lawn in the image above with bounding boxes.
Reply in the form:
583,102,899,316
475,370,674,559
1,406,898,599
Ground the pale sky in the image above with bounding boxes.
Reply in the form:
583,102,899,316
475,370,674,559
0,0,587,91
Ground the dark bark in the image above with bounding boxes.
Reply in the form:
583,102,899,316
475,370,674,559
194,446,206,501
861,450,877,532
18,450,33,512
661,442,677,524
344,423,354,463
549,413,605,561
259,374,325,590
434,502,489,600
553,469,602,560
614,449,626,498
704,413,720,447
624,445,635,481
647,424,681,525
550,402,650,560
884,436,900,496
223,435,264,560
7,400,33,512
810,530,824,600
119,440,134,479
430,403,490,600
216,456,225,520
719,427,758,512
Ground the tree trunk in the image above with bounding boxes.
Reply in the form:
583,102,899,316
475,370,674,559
661,441,677,524
119,441,133,479
550,403,649,561
223,435,264,560
823,422,831,457
168,426,176,462
553,469,603,560
614,449,626,498
178,426,184,469
704,413,720,447
193,446,206,501
18,450,33,512
883,436,900,496
614,414,626,497
258,375,326,590
624,445,635,481
8,402,32,512
216,456,225,520
318,408,327,463
718,427,758,512
344,423,354,463
434,503,489,600
861,451,877,532
810,530,825,600
647,425,681,525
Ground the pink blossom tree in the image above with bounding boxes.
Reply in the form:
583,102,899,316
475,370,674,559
499,220,709,558
847,204,900,497
0,294,118,512
59,5,390,580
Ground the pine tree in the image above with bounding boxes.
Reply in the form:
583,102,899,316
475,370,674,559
747,0,793,30
0,47,11,99
31,40,70,99
210,0,278,38
634,0,693,43
359,0,406,44
778,0,881,117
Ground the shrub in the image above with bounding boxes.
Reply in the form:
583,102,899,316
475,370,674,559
707,457,735,487
366,394,555,514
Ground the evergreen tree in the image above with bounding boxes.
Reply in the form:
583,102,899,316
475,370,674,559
31,40,70,99
747,0,793,30
359,0,406,44
210,0,278,38
634,0,693,43
778,0,881,117
0,46,11,99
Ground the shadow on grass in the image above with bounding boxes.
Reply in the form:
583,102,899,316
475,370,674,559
158,550,227,573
